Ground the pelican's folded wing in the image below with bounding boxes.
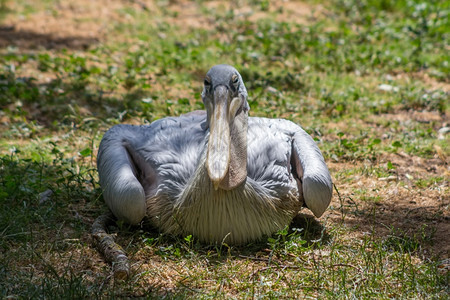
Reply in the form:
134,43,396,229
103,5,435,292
289,123,333,217
97,124,149,224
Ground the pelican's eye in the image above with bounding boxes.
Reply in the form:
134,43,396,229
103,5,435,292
204,76,211,90
231,74,239,86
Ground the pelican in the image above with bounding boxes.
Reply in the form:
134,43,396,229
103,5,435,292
97,64,332,245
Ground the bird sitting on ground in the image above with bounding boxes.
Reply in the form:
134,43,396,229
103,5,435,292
97,64,332,245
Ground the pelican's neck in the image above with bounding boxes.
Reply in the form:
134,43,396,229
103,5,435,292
215,110,248,190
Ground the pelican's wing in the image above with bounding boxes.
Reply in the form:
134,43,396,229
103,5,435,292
97,124,151,224
247,117,332,217
97,112,207,224
288,121,332,217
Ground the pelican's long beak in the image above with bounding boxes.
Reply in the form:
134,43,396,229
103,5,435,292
206,86,241,189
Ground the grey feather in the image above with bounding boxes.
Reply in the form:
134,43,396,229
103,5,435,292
97,65,332,244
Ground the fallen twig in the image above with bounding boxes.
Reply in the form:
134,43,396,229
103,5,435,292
91,212,130,280
238,254,270,262
250,264,312,278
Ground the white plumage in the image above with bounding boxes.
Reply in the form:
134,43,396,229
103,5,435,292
97,65,332,244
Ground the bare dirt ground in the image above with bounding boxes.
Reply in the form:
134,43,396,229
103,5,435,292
1,0,448,262
0,0,327,49
328,158,449,257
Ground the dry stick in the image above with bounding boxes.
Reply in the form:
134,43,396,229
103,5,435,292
91,212,130,280
250,265,310,278
238,255,271,262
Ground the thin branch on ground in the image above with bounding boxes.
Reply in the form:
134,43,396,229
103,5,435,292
91,211,130,280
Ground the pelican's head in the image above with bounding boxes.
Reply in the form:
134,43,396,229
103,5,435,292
202,64,249,190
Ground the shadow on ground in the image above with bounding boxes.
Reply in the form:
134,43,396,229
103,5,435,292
0,26,98,50
331,192,449,259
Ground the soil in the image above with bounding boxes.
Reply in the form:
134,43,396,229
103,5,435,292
327,157,449,258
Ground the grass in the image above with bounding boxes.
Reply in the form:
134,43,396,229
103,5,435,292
0,0,449,298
